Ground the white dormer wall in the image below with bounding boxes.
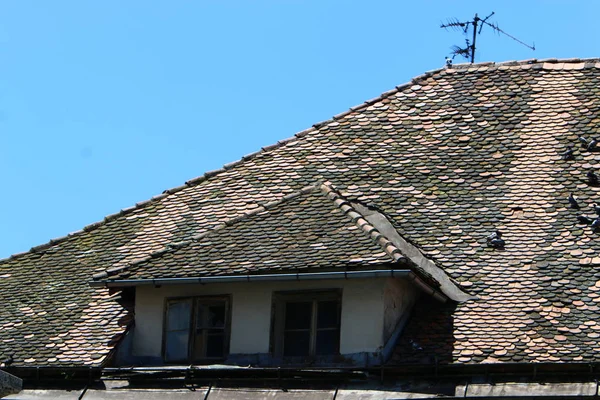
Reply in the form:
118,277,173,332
131,276,418,364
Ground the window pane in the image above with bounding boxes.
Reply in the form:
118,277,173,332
197,302,226,329
284,331,310,357
317,301,338,329
206,333,225,358
208,304,226,328
196,305,206,329
192,330,206,361
285,302,312,330
165,331,189,362
167,300,191,331
315,329,339,355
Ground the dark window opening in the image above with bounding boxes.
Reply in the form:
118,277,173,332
164,296,230,363
273,290,341,359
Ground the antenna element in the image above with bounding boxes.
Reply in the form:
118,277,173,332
441,12,535,63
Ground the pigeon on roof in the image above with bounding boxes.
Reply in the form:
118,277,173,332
486,230,505,249
561,146,574,161
577,215,594,225
588,171,599,186
568,193,579,209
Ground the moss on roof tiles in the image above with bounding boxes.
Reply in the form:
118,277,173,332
98,184,402,281
4,59,600,366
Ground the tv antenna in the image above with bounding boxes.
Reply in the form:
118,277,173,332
441,12,535,63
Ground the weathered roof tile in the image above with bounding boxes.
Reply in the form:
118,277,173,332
5,58,600,366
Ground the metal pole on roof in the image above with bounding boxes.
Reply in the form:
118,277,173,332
470,14,478,64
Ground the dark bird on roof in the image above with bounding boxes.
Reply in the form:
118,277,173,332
588,171,599,186
486,230,505,249
579,135,590,148
445,57,453,68
488,238,505,249
594,203,600,216
568,193,580,209
592,218,600,232
577,215,594,224
486,230,501,241
569,193,579,210
589,138,599,152
561,146,575,161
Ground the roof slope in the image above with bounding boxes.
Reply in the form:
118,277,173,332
4,58,600,366
93,183,405,282
0,247,131,367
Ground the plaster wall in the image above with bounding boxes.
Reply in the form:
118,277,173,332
383,277,419,342
133,277,397,359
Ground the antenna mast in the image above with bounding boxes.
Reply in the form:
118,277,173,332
441,12,535,63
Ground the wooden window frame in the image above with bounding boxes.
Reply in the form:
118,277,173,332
162,295,231,364
271,289,341,360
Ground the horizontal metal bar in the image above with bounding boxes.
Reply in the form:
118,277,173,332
89,269,411,288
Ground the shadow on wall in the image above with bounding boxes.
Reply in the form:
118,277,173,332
390,295,456,365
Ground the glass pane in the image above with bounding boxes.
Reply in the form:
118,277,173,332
283,331,310,357
165,331,189,362
285,302,312,330
206,334,225,358
192,330,205,360
167,300,191,331
208,304,226,328
196,305,206,329
317,301,338,329
315,329,339,355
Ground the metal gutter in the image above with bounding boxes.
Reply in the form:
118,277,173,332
407,273,448,303
89,269,413,288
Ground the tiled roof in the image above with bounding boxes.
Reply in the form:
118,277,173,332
93,183,406,281
4,58,600,366
0,251,131,367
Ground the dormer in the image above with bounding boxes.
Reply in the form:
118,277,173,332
91,183,470,367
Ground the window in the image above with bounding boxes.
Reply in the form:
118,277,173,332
163,296,230,363
272,290,341,358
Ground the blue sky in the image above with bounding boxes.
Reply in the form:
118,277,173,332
1,1,599,259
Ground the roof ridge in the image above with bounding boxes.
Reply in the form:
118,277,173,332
7,57,600,264
319,183,406,264
447,57,600,72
